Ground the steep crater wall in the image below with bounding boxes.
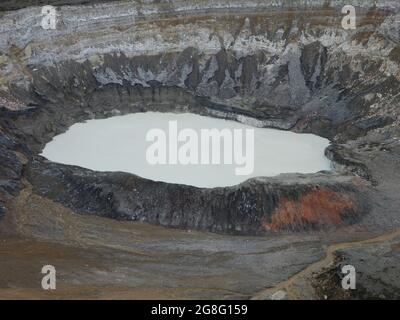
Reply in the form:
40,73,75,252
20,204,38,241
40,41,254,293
1,0,399,234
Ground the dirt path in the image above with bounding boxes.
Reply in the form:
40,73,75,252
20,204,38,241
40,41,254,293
252,228,400,300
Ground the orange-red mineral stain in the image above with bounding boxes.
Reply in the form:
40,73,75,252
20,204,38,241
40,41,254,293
263,188,358,231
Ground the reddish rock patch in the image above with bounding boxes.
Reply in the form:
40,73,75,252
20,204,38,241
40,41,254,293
263,188,358,231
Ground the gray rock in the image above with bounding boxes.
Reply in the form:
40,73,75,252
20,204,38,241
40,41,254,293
0,201,5,219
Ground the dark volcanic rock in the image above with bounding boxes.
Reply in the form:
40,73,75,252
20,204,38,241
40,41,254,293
0,129,25,203
313,236,400,300
26,157,369,235
325,145,372,182
0,201,5,220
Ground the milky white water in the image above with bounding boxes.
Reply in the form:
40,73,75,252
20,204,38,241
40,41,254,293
41,112,331,188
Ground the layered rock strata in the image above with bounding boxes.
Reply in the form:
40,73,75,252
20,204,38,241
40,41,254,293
0,0,399,234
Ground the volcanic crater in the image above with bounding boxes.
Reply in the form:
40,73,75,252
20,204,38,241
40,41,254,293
1,0,400,299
